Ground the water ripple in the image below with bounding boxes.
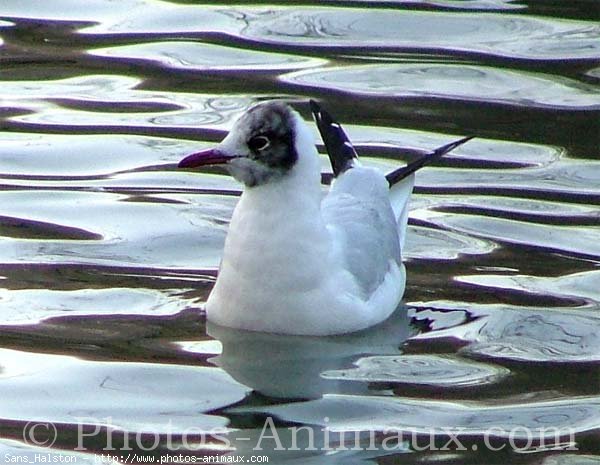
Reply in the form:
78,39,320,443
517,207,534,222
0,348,249,433
238,393,600,438
457,270,600,304
0,76,253,131
429,213,600,259
429,195,600,221
0,287,189,325
0,0,147,22
81,3,238,35
91,41,326,71
283,64,600,110
0,133,200,177
0,75,255,129
344,0,526,10
587,66,600,80
411,302,600,363
0,190,229,269
239,8,600,60
0,75,146,103
414,160,600,198
543,455,600,465
323,125,562,169
321,354,510,388
4,3,599,63
405,225,497,260
462,311,600,363
0,214,101,241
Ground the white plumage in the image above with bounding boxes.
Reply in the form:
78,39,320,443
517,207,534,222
178,101,470,335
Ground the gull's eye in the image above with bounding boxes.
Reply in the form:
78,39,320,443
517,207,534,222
248,135,271,152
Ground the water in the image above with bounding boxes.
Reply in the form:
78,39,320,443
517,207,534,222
0,1,599,463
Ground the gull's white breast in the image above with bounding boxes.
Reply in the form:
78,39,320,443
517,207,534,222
205,111,409,335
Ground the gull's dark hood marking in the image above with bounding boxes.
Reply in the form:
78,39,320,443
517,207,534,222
309,100,473,187
178,101,298,187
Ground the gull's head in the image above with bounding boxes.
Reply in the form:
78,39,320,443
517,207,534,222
179,101,307,187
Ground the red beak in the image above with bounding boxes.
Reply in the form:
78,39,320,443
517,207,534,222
178,148,237,168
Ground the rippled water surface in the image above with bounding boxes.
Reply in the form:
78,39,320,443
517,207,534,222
1,1,599,463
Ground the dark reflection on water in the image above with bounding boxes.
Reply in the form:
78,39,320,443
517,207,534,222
0,0,599,463
208,310,413,399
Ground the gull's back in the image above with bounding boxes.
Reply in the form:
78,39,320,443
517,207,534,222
322,166,402,298
311,100,410,307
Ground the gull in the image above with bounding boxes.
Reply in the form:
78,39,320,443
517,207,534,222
179,101,472,335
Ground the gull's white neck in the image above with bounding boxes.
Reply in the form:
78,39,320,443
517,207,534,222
234,113,323,234
206,115,344,334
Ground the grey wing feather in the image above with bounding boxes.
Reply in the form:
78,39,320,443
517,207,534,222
311,100,474,296
322,170,401,297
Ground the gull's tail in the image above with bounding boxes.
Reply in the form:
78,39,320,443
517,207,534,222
386,135,473,246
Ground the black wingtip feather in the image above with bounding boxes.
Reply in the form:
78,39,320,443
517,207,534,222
309,100,474,186
309,99,320,116
310,100,358,177
385,135,474,187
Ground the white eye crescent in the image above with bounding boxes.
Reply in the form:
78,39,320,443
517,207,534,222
248,135,271,151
